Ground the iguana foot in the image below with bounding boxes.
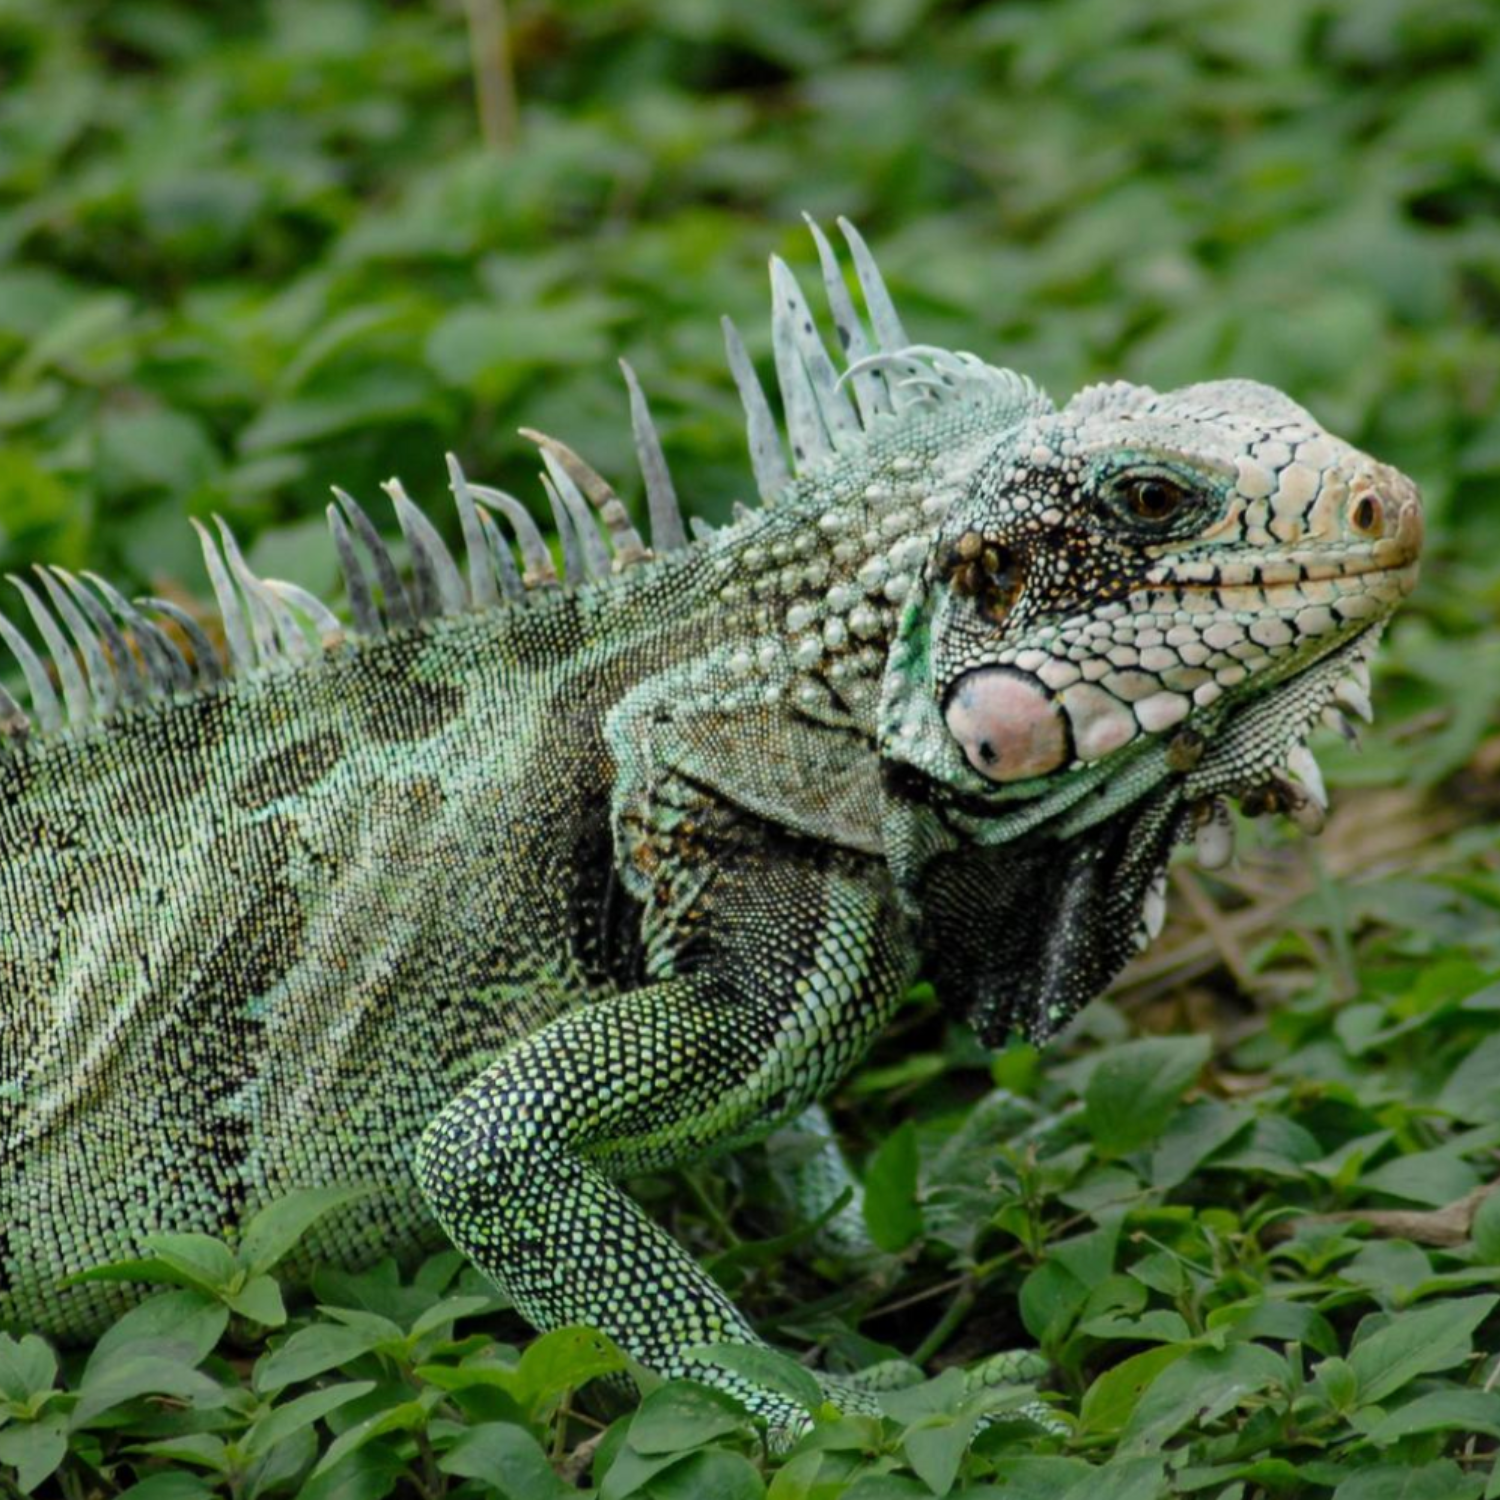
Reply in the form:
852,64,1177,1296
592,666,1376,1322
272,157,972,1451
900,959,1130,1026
759,1346,1063,1452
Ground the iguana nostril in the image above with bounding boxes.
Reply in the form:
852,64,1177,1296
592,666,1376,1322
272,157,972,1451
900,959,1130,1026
1349,493,1383,536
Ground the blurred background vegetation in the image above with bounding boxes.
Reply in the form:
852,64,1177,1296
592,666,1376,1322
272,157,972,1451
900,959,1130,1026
1,0,1497,650
2,1,1500,1496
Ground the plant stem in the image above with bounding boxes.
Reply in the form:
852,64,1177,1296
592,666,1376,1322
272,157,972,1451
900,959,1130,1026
461,0,518,151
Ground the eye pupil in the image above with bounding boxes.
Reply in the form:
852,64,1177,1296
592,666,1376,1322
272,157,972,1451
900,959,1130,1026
1127,479,1184,521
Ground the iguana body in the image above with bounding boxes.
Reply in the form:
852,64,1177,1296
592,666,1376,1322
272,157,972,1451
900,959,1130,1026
0,223,1421,1421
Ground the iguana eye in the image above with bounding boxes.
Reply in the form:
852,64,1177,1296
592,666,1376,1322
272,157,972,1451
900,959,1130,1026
1121,476,1191,522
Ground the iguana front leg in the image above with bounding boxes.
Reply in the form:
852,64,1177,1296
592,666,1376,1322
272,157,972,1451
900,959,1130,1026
415,845,910,1418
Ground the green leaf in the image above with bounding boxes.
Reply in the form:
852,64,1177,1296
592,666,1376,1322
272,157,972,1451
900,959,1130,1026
1084,1036,1213,1155
0,1336,57,1404
1150,1099,1252,1189
763,1448,826,1500
1209,1296,1338,1356
986,1457,1097,1499
901,1413,978,1498
425,298,615,394
1078,1346,1191,1437
1018,1259,1087,1347
127,1433,229,1473
243,1380,377,1460
639,1449,765,1500
875,1368,968,1425
862,1118,923,1252
65,1247,231,1295
1313,1356,1359,1413
236,1186,375,1277
0,1416,67,1494
1358,1149,1480,1207
114,1476,219,1500
514,1326,628,1414
244,1426,320,1500
1364,1389,1500,1445
1472,1189,1500,1263
0,448,73,539
1331,1460,1483,1500
14,293,134,384
97,406,218,497
225,1273,287,1327
1120,1344,1287,1450
295,1441,408,1500
1341,1240,1434,1307
238,367,438,453
598,1441,691,1500
1348,1295,1499,1404
319,1306,406,1343
1076,1309,1191,1344
1058,1454,1171,1500
309,1391,437,1479
71,1345,229,1426
311,1259,439,1328
86,1291,228,1373
254,1321,392,1394
439,1421,569,1498
628,1381,752,1455
835,1479,929,1500
407,1293,496,1341
136,1232,238,1293
1438,1035,1500,1123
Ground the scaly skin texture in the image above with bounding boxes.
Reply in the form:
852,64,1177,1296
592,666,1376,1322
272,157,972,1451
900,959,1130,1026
0,223,1421,1429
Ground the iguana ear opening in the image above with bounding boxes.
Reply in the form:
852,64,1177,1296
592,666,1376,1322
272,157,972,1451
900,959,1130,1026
916,788,1187,1046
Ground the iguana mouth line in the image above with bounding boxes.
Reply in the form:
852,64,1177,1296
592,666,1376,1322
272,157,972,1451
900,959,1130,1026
1160,555,1419,593
1148,492,1424,589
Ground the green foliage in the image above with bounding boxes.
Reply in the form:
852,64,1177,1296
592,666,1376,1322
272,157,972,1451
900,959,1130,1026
2,0,1498,1494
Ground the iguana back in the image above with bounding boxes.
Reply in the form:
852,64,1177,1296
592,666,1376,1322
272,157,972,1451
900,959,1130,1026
0,531,739,1333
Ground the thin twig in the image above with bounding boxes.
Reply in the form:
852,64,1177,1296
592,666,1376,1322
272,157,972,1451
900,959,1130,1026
1172,866,1258,992
1260,1179,1500,1247
910,1283,976,1365
867,1271,970,1322
560,1428,609,1486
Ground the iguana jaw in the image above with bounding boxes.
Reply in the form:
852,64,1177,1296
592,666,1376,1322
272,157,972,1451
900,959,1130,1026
942,514,1419,799
880,520,1419,842
1176,618,1388,846
900,618,1402,1047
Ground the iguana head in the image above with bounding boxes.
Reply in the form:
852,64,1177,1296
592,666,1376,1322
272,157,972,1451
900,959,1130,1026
919,377,1420,793
878,374,1422,1041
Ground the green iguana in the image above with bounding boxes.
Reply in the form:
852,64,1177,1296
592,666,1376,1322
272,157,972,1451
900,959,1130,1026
0,220,1422,1428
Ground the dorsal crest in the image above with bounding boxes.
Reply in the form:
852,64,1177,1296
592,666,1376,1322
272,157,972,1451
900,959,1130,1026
0,220,1040,750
